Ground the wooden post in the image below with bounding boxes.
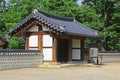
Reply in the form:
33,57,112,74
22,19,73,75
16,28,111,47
52,37,57,62
100,55,103,65
68,39,72,61
97,57,99,65
81,40,84,61
38,32,42,51
25,37,29,50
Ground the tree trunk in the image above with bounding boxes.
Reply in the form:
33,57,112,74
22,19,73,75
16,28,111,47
102,3,108,51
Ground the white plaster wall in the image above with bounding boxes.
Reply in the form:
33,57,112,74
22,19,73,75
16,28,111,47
72,49,81,60
43,35,52,47
43,48,52,60
43,35,52,61
28,25,38,32
42,27,49,31
72,39,81,48
29,35,38,47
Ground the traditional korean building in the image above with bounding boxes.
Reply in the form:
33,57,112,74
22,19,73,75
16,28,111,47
8,9,98,62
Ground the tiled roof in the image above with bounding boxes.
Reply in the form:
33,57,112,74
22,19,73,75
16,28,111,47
8,9,99,38
0,49,41,55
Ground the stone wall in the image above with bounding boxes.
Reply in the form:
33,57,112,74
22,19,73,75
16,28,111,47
0,50,43,70
98,52,120,63
87,51,120,64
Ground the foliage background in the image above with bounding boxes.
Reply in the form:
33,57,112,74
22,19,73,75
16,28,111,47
0,0,120,51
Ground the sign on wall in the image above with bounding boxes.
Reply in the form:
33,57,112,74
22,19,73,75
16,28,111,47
90,48,98,57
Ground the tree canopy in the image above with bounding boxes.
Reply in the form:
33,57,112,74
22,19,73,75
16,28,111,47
0,0,119,51
82,0,120,51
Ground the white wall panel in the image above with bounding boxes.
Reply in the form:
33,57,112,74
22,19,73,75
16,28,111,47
28,26,38,32
29,35,38,47
72,39,81,48
43,35,52,47
72,49,81,60
43,48,52,60
42,27,49,31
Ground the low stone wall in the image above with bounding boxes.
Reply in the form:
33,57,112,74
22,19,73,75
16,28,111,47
98,52,120,63
0,50,43,70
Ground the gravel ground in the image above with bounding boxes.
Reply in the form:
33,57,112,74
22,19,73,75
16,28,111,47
0,62,120,80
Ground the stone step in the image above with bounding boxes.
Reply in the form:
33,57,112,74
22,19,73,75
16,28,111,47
39,61,88,68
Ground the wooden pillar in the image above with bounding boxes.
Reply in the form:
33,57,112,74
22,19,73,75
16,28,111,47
38,25,43,51
52,37,57,62
68,39,72,61
25,37,29,50
38,32,42,51
81,40,84,61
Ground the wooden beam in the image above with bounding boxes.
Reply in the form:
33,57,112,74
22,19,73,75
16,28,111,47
70,35,85,40
15,20,36,36
26,31,50,37
55,35,70,39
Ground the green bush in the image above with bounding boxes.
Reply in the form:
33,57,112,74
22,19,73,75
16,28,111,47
8,37,25,49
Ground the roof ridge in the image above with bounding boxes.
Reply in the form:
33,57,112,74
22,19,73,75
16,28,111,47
34,9,74,22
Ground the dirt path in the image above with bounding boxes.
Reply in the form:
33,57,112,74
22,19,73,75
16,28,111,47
0,62,120,80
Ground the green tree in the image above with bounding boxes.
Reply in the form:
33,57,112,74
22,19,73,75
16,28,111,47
0,0,7,37
82,0,120,51
8,37,25,49
37,0,78,17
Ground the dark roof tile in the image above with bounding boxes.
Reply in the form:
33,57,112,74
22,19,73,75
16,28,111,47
8,9,99,38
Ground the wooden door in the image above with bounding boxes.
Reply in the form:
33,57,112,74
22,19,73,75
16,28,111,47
57,39,69,62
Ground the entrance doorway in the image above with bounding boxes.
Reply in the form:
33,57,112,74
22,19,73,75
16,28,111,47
57,39,69,62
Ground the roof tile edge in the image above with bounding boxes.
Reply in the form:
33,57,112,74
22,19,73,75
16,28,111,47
35,9,75,22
